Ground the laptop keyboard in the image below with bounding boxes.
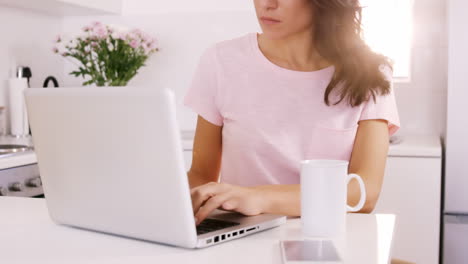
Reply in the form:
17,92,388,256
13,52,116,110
196,218,240,235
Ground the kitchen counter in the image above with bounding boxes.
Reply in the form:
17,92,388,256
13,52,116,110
181,130,195,150
0,132,197,170
0,197,395,264
180,131,442,157
0,132,427,168
387,134,442,158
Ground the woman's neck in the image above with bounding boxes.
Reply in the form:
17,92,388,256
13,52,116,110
257,31,331,72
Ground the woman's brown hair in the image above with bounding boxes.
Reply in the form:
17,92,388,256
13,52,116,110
312,0,393,107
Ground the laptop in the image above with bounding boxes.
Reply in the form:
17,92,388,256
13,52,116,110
24,87,286,248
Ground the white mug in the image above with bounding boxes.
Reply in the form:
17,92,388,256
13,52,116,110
300,159,366,238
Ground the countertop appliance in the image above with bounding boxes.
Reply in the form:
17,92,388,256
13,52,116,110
0,136,41,197
444,0,468,262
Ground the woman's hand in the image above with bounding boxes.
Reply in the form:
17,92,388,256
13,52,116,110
190,182,266,225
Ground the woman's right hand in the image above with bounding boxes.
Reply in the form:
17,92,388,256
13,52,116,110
190,182,265,225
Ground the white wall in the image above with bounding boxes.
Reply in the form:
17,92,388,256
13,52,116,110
122,0,254,14
57,0,448,136
62,0,122,14
0,6,64,133
394,0,448,137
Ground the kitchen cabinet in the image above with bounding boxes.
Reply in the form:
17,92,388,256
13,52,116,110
374,135,442,264
0,0,122,16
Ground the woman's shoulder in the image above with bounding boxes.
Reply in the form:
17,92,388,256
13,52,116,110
205,33,255,62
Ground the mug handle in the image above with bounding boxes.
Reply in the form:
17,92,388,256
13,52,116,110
346,173,367,212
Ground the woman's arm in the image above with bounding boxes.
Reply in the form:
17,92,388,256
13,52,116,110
346,119,389,213
191,119,390,223
259,119,390,215
187,115,223,188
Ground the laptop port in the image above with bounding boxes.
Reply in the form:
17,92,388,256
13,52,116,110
214,236,219,243
246,227,256,232
239,230,245,235
233,231,238,236
206,238,212,244
221,234,226,240
228,234,231,238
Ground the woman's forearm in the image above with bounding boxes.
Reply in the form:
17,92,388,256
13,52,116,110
187,170,218,189
255,181,379,216
347,175,380,213
254,184,301,216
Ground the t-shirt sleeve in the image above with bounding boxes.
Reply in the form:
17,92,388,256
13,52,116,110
359,66,401,136
183,46,224,126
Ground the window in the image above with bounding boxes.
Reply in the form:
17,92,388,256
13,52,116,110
361,0,414,80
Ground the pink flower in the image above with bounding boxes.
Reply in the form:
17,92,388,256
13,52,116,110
140,32,152,43
55,35,61,43
129,39,140,49
82,26,91,32
126,32,138,42
148,38,158,50
142,44,149,52
52,47,59,53
142,39,159,54
90,21,109,39
95,27,108,39
113,32,127,41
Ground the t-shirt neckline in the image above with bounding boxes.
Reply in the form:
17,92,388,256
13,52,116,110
249,32,335,79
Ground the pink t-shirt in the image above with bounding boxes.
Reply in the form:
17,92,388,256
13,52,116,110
183,33,400,187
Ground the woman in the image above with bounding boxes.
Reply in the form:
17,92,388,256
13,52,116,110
184,0,400,225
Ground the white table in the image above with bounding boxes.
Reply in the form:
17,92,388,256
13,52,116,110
0,197,395,264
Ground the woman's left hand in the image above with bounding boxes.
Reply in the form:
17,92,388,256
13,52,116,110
190,182,266,225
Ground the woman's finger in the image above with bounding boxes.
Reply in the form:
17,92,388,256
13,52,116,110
190,182,224,214
195,192,232,225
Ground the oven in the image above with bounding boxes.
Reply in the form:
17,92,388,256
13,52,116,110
0,137,42,198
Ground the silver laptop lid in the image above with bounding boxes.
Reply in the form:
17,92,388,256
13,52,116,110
24,87,198,248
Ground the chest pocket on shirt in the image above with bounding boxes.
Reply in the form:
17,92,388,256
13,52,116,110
304,123,358,161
